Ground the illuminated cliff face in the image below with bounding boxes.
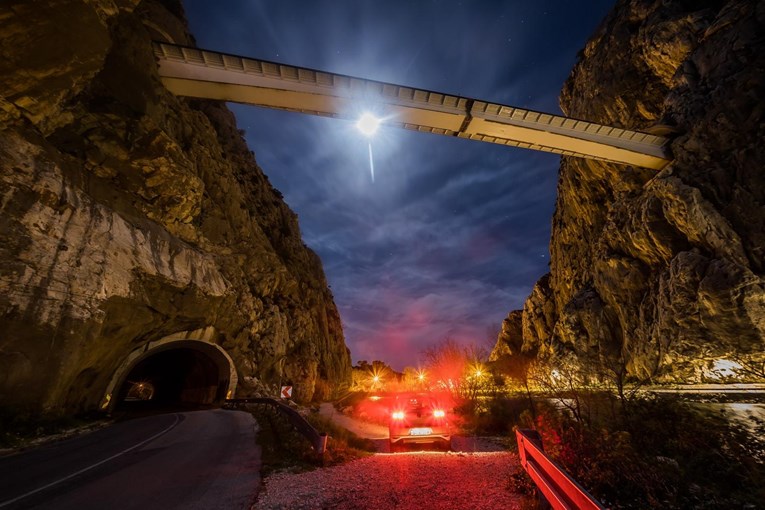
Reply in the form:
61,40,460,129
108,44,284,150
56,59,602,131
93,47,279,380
496,0,765,383
0,0,350,413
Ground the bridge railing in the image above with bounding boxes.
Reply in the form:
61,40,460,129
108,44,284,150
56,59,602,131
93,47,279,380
226,398,328,457
516,429,606,510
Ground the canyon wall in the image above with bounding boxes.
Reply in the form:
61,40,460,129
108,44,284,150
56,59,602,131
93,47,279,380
494,0,765,382
0,0,351,413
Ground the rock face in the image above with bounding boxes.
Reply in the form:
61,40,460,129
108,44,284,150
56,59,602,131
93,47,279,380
0,0,351,413
495,0,765,382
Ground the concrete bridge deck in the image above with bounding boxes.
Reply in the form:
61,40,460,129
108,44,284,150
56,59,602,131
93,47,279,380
154,42,672,170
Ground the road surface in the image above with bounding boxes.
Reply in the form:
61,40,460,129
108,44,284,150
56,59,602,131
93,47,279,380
0,409,260,510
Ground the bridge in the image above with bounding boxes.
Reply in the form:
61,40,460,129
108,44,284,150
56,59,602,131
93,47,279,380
153,42,672,170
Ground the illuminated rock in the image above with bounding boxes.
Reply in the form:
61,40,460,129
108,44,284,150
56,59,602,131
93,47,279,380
0,0,350,413
496,0,765,383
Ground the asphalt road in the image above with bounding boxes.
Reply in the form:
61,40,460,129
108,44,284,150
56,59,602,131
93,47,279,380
0,409,260,510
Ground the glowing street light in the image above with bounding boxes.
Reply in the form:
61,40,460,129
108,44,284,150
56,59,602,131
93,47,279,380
469,361,485,379
356,112,381,137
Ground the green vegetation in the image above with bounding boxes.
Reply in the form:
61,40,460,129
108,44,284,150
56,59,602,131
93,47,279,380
304,412,376,464
0,407,107,449
451,388,765,509
247,404,318,476
526,395,765,509
246,404,374,477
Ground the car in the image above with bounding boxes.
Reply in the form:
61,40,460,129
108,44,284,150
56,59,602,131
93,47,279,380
388,393,452,451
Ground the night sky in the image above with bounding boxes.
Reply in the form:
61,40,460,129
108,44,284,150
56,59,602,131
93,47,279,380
182,1,615,370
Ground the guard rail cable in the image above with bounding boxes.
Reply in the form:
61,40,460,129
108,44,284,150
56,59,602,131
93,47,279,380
226,398,328,457
516,429,606,510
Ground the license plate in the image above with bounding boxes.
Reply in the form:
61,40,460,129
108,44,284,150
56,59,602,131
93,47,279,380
409,427,432,436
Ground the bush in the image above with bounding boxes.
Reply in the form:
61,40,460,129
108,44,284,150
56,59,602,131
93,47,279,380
528,395,765,509
0,406,103,449
312,379,331,402
305,413,376,454
473,397,534,436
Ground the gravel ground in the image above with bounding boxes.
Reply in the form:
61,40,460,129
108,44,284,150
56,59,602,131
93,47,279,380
253,404,525,509
254,451,524,509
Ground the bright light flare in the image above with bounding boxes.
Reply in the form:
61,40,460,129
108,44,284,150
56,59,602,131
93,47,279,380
356,112,381,137
392,411,405,420
433,409,445,418
368,365,387,389
469,362,486,379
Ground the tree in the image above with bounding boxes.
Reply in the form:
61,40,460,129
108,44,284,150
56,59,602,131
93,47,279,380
422,338,489,400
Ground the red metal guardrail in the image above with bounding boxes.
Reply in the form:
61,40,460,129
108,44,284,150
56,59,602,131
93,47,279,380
516,429,606,510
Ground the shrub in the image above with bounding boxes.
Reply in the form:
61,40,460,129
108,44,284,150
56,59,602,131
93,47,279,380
527,395,765,509
473,396,535,436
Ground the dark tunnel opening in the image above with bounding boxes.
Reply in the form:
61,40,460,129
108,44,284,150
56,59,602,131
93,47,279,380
115,347,229,412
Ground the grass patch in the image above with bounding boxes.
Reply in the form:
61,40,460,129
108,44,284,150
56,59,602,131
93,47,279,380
0,407,107,450
247,404,317,476
245,404,375,477
305,412,376,465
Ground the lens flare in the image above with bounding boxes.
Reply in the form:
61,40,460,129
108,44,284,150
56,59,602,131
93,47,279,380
356,112,381,136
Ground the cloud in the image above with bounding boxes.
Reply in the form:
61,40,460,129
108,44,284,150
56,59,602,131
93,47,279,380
184,0,616,370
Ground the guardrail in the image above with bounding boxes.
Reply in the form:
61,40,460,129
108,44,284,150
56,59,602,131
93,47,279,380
226,398,328,456
516,429,606,510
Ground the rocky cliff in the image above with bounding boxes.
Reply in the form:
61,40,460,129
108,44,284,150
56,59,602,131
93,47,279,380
0,0,351,414
494,0,765,383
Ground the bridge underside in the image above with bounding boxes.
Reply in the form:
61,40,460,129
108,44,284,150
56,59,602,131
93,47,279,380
154,42,672,170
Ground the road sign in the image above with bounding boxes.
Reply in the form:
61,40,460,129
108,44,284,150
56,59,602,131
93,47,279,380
280,386,292,399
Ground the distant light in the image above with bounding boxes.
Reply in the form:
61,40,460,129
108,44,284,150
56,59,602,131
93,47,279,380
356,112,381,137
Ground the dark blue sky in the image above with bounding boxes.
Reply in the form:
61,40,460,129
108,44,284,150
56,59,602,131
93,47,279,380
183,0,615,370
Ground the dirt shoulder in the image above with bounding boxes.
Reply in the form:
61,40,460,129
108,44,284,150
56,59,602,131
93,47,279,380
252,403,525,509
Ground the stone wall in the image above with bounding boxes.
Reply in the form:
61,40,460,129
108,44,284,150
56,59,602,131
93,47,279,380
0,0,351,413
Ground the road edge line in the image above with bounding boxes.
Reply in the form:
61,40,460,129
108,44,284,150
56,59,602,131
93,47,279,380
0,413,181,508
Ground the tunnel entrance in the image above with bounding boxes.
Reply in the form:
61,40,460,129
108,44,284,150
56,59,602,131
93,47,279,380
108,337,236,412
118,348,223,406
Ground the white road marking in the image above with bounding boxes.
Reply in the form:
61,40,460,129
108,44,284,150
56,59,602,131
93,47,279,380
0,413,181,508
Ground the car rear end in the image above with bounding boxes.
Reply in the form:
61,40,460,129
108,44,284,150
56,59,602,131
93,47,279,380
389,394,451,450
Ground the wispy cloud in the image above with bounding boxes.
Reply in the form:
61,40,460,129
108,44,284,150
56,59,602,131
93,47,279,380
185,0,615,370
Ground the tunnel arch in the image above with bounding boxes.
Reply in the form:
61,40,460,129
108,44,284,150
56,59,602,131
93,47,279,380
102,327,237,412
141,20,177,44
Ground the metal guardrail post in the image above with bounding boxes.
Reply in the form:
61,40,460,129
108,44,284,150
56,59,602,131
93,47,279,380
317,432,328,455
516,429,606,510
